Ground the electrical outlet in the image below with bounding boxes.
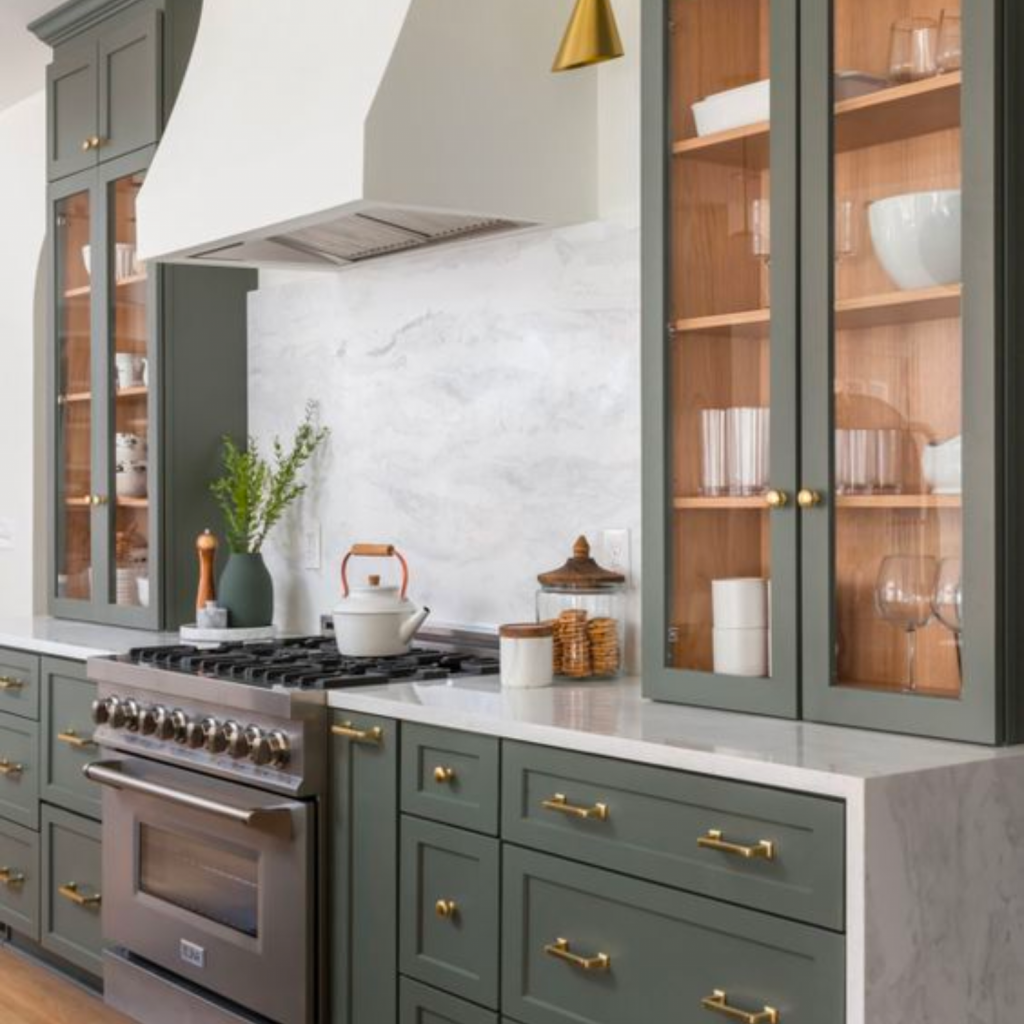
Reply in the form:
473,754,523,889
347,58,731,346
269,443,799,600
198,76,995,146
601,528,631,582
303,523,322,570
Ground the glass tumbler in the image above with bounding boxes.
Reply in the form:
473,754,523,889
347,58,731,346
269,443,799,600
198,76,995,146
936,10,962,73
889,17,938,83
700,409,727,496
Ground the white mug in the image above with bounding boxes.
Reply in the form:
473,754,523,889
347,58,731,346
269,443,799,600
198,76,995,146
712,578,769,630
713,627,769,677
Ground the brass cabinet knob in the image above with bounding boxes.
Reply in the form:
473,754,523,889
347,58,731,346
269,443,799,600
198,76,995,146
797,489,823,509
81,135,105,151
89,494,109,507
764,489,788,509
433,765,456,784
434,898,457,920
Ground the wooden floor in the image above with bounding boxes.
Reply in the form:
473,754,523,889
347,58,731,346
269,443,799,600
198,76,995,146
0,949,134,1024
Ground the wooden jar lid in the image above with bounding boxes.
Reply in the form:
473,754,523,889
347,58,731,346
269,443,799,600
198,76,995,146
537,535,625,589
500,622,555,639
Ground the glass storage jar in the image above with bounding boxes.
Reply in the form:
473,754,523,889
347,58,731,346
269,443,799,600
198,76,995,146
536,536,626,680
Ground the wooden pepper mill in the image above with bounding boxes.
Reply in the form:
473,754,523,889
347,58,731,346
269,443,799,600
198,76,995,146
196,530,218,613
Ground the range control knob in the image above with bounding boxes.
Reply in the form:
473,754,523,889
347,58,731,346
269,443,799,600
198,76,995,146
267,730,291,768
91,698,110,726
105,697,126,729
170,709,189,743
202,718,227,754
246,726,270,766
139,704,162,736
224,720,249,759
184,718,207,749
151,706,175,741
123,698,141,732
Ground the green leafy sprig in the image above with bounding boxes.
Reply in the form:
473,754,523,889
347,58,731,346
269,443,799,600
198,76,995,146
211,402,329,554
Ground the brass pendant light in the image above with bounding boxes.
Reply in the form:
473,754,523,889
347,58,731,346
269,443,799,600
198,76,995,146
552,0,625,73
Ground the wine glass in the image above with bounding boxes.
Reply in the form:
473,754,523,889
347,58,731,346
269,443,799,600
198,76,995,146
875,555,938,692
933,557,964,682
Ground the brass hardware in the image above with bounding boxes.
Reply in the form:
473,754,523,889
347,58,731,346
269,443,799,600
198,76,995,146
434,899,458,920
331,722,383,746
797,489,822,509
702,989,779,1023
58,882,102,909
0,676,24,691
0,867,25,888
697,829,775,862
57,729,96,750
0,759,23,777
544,937,611,973
433,766,456,784
542,793,609,822
764,489,788,509
552,0,625,72
81,135,104,151
90,494,109,507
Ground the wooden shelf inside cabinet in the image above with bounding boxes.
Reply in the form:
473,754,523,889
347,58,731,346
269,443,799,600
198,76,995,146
836,73,961,151
670,308,770,337
64,496,92,508
836,285,961,330
674,496,768,510
63,274,149,301
836,494,961,510
672,121,770,167
115,386,148,400
58,391,91,405
117,497,149,509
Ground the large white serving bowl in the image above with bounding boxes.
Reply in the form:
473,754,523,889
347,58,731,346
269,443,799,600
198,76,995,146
692,79,770,137
868,189,961,291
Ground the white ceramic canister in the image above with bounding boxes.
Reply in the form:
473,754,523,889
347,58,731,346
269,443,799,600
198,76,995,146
500,622,555,689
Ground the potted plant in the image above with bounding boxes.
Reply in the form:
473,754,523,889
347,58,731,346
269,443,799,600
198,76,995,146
211,403,329,627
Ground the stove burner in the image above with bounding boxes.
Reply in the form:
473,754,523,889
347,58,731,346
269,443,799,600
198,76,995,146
125,638,500,690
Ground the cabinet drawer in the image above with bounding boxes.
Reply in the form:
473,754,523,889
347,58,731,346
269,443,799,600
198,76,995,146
0,712,39,829
42,659,101,818
400,816,500,1008
503,846,844,1024
502,743,844,930
0,649,39,721
400,978,498,1024
41,805,103,977
402,724,499,834
0,817,40,940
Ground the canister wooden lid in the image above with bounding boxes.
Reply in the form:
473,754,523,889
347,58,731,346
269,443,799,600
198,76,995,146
500,622,555,639
537,536,626,588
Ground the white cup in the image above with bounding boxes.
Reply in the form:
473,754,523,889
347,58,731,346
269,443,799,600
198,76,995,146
712,578,769,630
500,629,554,689
713,627,769,677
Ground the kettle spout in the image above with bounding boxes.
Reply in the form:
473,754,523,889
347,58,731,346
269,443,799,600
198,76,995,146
400,605,431,646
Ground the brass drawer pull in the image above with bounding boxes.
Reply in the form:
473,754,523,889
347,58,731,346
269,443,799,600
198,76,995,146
0,676,25,691
58,882,101,909
434,898,458,920
544,937,611,973
0,867,25,888
0,759,23,777
57,729,96,750
702,989,778,1023
331,722,383,746
542,793,609,822
433,765,456,784
697,829,775,861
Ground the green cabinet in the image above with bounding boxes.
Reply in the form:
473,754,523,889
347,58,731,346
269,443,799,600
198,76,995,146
331,712,399,1024
0,713,40,830
400,979,498,1024
41,658,100,819
642,0,1024,743
0,818,41,941
34,0,254,630
0,649,40,721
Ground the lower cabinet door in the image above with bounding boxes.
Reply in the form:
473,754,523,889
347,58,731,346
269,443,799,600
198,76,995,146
0,712,39,829
400,816,500,1009
41,658,101,819
0,817,40,940
502,846,845,1024
400,978,498,1024
41,805,103,976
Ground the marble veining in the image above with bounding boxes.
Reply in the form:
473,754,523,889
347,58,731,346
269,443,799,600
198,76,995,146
248,222,641,660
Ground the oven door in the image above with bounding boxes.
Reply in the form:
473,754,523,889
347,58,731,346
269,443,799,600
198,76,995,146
86,755,315,1024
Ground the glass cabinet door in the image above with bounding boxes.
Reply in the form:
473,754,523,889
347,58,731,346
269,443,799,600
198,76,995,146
649,0,799,715
54,186,96,605
802,0,999,740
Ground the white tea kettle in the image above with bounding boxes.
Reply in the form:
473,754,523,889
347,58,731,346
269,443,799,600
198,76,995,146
332,544,431,657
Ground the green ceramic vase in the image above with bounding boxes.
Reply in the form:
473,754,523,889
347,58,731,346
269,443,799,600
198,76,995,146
219,552,274,628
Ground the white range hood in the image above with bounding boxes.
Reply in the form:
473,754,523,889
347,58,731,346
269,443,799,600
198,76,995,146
137,0,599,269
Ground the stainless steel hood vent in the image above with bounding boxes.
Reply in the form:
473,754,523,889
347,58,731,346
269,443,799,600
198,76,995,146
137,0,598,271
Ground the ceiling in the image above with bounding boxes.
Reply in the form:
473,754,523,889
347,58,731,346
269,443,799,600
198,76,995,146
0,0,54,114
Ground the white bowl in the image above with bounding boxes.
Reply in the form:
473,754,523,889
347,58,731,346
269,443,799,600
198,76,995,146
692,79,770,137
116,461,148,499
81,244,91,276
868,190,961,290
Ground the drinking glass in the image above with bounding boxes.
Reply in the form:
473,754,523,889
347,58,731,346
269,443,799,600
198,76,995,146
936,10,962,73
700,409,727,496
750,198,771,306
875,555,939,692
889,17,939,83
873,429,901,493
933,557,964,682
835,198,858,263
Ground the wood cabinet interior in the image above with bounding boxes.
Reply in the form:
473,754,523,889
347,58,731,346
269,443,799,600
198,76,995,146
832,0,962,696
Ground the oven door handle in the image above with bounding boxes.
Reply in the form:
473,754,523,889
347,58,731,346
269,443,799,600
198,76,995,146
83,760,297,831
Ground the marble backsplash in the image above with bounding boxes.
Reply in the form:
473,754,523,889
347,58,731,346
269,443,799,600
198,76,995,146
248,221,642,664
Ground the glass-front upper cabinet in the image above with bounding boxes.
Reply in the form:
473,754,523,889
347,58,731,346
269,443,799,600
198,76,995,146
644,0,800,716
802,0,1000,741
51,152,157,627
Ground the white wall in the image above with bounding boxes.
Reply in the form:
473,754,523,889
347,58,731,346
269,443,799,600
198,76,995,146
0,91,46,617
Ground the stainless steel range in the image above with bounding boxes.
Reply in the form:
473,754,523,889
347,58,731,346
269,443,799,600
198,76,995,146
86,632,499,1024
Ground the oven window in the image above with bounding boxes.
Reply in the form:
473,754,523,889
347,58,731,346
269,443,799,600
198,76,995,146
139,825,259,937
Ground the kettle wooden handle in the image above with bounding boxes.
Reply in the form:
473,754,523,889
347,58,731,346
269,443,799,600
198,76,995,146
341,545,409,600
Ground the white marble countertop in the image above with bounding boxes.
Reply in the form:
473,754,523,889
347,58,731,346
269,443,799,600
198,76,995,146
0,616,178,661
327,676,1024,798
